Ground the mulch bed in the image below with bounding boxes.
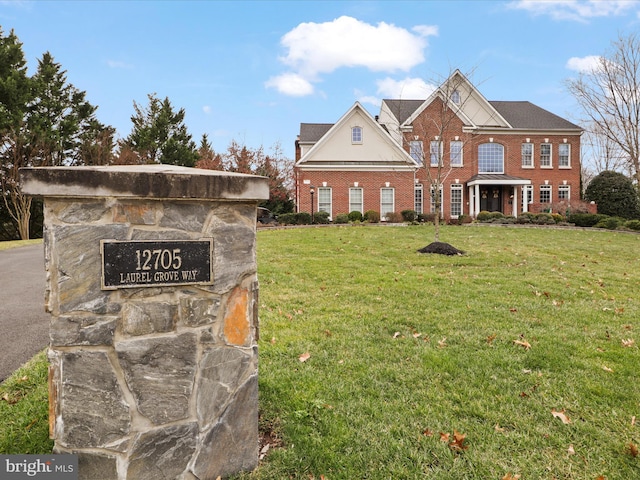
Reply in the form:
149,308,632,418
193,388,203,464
417,241,465,256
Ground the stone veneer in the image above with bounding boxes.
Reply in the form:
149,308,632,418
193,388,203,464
20,165,269,480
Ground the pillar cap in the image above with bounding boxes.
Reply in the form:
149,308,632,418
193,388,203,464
20,165,270,201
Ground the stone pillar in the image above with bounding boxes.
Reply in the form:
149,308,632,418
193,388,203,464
20,165,269,480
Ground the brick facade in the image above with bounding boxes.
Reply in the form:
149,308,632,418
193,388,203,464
295,71,584,221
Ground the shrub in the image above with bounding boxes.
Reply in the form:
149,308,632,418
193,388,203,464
296,212,312,225
477,211,492,222
401,210,417,222
517,212,534,224
458,214,473,224
313,211,330,224
276,213,297,225
595,216,624,230
624,219,640,231
363,210,380,223
551,213,564,224
418,213,437,223
568,213,609,227
348,211,363,222
334,213,349,224
534,213,556,225
489,212,504,220
386,212,403,223
585,170,640,219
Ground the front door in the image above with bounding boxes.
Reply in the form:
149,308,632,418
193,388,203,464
480,186,502,212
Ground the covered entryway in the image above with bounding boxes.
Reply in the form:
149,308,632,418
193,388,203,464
467,174,531,218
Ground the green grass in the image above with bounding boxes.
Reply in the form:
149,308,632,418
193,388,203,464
245,225,639,479
0,238,42,251
0,349,53,453
2,227,639,478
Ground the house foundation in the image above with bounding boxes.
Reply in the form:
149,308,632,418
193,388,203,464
20,165,269,480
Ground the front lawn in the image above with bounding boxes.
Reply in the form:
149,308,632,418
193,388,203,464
248,225,639,479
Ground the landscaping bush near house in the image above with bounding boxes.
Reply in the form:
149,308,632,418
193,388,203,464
624,219,640,231
277,212,313,225
334,213,349,224
568,213,609,227
458,214,473,224
476,210,492,222
418,213,436,223
363,210,380,223
551,213,564,224
516,212,535,224
594,216,625,230
347,210,363,222
313,211,330,224
533,212,556,225
401,210,417,222
385,212,403,223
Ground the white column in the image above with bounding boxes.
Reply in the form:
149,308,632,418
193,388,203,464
522,186,528,213
512,186,518,218
468,185,474,216
474,184,480,217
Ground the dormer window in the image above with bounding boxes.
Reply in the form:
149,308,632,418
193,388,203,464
351,126,363,144
451,90,461,105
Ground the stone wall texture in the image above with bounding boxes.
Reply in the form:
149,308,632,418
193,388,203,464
45,197,260,479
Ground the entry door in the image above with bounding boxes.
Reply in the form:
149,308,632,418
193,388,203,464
480,187,502,212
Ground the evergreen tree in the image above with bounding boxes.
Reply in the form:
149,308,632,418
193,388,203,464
195,134,224,170
585,170,640,219
0,28,30,132
123,93,198,166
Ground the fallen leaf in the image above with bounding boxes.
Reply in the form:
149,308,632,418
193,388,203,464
487,334,497,345
628,442,639,458
413,332,422,338
439,432,450,442
567,444,575,455
449,430,468,452
438,337,447,348
552,409,571,424
513,339,531,350
298,352,310,362
602,365,614,373
494,424,505,433
632,416,636,426
270,337,276,344
595,476,606,480
422,428,433,437
509,308,518,313
259,443,270,460
393,331,401,339
502,473,521,480
622,338,635,347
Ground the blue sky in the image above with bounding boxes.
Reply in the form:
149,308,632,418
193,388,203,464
1,0,638,161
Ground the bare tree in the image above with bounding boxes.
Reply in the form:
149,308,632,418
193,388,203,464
567,33,640,185
0,127,50,239
398,70,479,242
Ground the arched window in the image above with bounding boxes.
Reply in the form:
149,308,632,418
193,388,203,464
478,143,504,173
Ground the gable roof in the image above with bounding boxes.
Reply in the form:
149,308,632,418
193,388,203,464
296,102,419,170
489,101,581,130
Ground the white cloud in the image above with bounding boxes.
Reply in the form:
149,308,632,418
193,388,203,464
202,105,212,114
106,60,133,69
267,16,437,97
566,55,602,73
265,73,315,97
358,95,382,107
376,77,436,99
507,0,640,22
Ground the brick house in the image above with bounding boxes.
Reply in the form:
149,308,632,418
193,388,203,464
295,70,583,221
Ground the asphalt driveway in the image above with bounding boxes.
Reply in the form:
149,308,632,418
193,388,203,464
0,243,50,382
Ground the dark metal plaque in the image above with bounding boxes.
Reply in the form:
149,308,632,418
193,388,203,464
101,239,213,290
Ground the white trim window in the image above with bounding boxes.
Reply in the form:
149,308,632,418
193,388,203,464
430,184,443,214
450,140,463,167
430,140,442,167
318,187,332,218
540,184,552,204
414,184,423,214
558,184,570,201
409,140,423,165
522,185,533,207
540,143,552,168
450,184,463,218
522,143,534,168
349,187,363,213
559,144,570,168
351,126,363,144
380,187,395,221
478,143,504,174
451,90,461,105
